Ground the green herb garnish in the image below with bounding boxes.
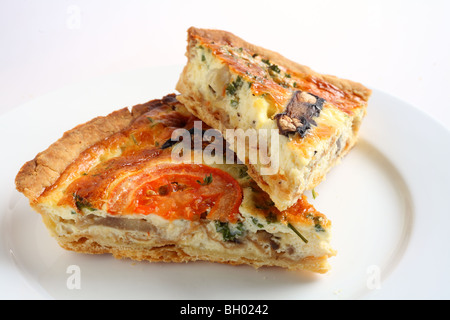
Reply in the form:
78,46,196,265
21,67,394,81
226,84,236,96
288,223,308,244
147,117,159,128
226,76,243,96
314,216,325,233
305,214,326,233
262,59,280,74
226,76,243,108
251,217,264,228
130,134,138,145
230,99,239,108
269,64,281,74
312,188,318,199
315,224,326,233
197,173,213,186
73,194,96,212
215,221,245,242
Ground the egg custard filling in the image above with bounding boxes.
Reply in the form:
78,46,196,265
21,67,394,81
16,94,335,273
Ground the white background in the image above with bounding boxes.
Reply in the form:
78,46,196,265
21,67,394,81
1,0,450,131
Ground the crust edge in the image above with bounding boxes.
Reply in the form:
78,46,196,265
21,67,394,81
184,27,372,102
15,96,177,203
58,236,332,274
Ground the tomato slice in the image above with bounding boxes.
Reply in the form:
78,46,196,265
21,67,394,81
108,164,243,223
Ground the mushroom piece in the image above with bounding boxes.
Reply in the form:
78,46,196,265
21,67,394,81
275,90,325,138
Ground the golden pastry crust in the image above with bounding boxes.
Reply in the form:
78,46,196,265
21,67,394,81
59,237,331,274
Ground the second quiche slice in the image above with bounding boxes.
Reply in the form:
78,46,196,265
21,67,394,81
15,94,335,273
177,27,372,211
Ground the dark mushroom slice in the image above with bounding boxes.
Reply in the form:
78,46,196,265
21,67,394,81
275,90,325,138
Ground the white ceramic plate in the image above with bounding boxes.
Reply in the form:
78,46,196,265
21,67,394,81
1,66,449,300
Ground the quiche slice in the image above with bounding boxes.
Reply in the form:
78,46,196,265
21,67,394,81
176,27,372,211
15,94,335,273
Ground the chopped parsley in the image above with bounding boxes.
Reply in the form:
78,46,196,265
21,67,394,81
197,173,213,186
261,59,281,74
315,223,326,233
226,76,243,96
130,134,138,145
226,76,244,108
251,217,264,228
215,221,245,242
288,223,308,244
314,216,326,233
73,194,96,212
306,214,326,233
269,64,281,74
147,117,160,128
230,99,239,108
